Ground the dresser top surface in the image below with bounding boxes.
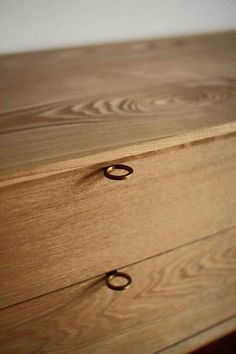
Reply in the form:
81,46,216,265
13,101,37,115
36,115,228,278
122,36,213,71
0,31,236,184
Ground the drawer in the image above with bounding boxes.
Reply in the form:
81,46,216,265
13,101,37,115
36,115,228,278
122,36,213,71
1,134,236,308
0,226,236,354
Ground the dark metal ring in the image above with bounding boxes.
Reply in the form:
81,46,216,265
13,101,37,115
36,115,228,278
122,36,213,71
105,271,132,291
104,164,133,180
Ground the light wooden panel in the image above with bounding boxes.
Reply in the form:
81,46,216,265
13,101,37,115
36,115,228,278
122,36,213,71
81,316,236,354
160,316,236,354
0,227,236,354
0,32,236,183
1,135,236,308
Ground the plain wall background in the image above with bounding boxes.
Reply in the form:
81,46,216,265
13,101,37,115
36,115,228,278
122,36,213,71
0,0,236,54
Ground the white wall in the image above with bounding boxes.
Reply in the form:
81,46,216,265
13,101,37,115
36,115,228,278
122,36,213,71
0,0,236,54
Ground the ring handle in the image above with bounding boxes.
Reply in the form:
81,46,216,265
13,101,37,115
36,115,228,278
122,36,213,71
104,164,133,180
105,271,132,291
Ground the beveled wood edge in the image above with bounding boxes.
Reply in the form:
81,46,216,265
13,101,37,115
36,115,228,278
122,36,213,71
1,122,236,188
158,314,236,354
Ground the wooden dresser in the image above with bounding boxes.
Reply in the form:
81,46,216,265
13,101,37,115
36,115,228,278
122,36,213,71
0,31,236,354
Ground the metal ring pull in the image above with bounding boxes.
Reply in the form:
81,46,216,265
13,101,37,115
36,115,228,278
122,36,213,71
104,164,133,180
105,271,132,291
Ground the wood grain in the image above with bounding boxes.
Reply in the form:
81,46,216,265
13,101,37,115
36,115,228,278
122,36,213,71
0,227,235,354
81,316,236,354
1,135,236,308
0,32,236,183
160,316,236,354
1,32,236,353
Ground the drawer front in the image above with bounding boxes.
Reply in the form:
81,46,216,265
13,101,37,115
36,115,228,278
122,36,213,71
0,227,236,354
82,316,236,354
1,135,236,308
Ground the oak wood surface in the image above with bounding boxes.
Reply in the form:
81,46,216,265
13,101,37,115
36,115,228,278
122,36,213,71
81,316,236,354
160,317,236,354
1,135,236,309
0,31,236,184
0,227,236,354
1,32,236,353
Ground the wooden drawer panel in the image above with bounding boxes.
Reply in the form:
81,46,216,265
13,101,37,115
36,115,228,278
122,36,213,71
160,318,236,354
1,135,236,308
0,227,236,354
81,316,236,354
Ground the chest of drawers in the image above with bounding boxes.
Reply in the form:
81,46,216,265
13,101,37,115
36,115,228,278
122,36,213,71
0,31,236,353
